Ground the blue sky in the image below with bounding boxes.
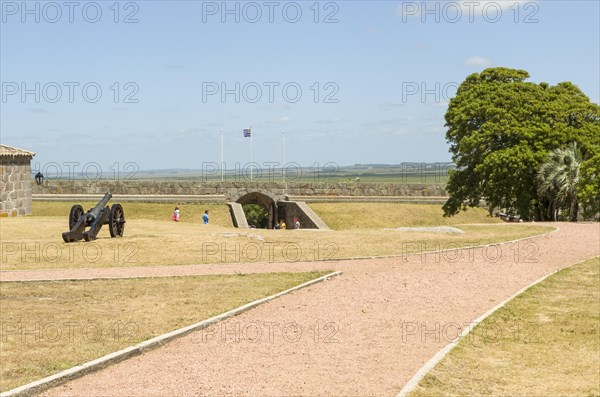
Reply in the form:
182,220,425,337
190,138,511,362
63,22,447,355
1,0,599,173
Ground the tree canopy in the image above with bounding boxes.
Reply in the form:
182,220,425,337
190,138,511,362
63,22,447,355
443,67,600,221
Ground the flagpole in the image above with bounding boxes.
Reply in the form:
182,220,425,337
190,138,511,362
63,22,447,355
220,129,224,182
282,130,285,183
250,126,253,181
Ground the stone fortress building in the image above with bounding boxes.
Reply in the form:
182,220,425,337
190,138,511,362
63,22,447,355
0,145,36,216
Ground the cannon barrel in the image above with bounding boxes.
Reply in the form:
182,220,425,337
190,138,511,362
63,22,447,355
86,192,112,224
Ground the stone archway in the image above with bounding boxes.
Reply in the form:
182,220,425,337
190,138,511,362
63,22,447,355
236,192,278,229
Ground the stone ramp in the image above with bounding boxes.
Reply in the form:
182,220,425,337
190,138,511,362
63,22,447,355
226,202,249,228
284,200,330,230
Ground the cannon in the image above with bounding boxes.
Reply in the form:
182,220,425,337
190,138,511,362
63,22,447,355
496,212,521,223
62,192,125,242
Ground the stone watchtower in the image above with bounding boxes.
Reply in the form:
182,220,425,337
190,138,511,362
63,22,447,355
0,145,36,217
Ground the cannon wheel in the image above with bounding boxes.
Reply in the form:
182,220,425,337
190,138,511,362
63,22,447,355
109,204,125,237
69,205,84,230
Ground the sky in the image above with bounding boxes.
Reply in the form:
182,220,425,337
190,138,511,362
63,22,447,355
1,0,599,175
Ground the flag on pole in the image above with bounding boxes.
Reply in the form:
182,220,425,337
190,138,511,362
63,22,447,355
243,128,251,138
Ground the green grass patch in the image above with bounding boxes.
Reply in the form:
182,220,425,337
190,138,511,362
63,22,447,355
309,203,501,230
409,257,600,397
0,271,330,392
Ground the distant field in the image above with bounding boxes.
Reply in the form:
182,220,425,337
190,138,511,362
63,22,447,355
129,174,449,184
70,164,452,184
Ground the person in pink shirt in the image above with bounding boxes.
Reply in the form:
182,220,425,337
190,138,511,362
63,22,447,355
172,206,180,222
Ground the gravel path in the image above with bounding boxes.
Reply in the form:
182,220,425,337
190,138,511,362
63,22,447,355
21,223,600,396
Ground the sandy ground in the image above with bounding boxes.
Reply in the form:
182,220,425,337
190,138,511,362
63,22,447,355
8,223,600,396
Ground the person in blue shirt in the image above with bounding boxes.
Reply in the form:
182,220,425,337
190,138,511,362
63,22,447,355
202,210,209,224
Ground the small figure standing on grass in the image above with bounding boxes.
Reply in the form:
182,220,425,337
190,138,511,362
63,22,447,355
202,210,209,224
276,219,286,230
294,217,300,229
172,207,180,222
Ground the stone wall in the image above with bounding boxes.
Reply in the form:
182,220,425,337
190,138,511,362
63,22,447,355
0,157,33,216
32,180,446,199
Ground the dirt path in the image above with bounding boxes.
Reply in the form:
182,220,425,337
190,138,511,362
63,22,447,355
24,223,600,396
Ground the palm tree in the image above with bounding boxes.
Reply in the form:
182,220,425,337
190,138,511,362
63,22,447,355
537,142,582,221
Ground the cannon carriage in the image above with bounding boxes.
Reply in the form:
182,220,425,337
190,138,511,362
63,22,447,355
62,192,125,242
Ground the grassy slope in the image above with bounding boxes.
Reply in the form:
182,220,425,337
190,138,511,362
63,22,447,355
309,203,501,230
32,202,233,227
33,202,498,230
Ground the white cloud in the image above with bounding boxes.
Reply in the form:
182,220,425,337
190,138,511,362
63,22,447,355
479,0,534,10
316,117,345,124
464,55,492,67
422,124,446,134
429,99,451,108
29,108,50,114
361,117,415,137
261,104,291,111
172,127,209,135
163,63,184,70
379,102,405,109
397,1,537,19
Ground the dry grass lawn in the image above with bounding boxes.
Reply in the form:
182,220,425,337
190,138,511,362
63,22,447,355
0,216,553,270
0,271,330,392
409,257,600,397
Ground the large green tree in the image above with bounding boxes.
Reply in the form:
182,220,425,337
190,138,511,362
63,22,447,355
443,67,600,221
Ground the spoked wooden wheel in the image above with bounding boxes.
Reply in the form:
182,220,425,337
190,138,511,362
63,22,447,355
109,204,125,237
69,205,84,230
